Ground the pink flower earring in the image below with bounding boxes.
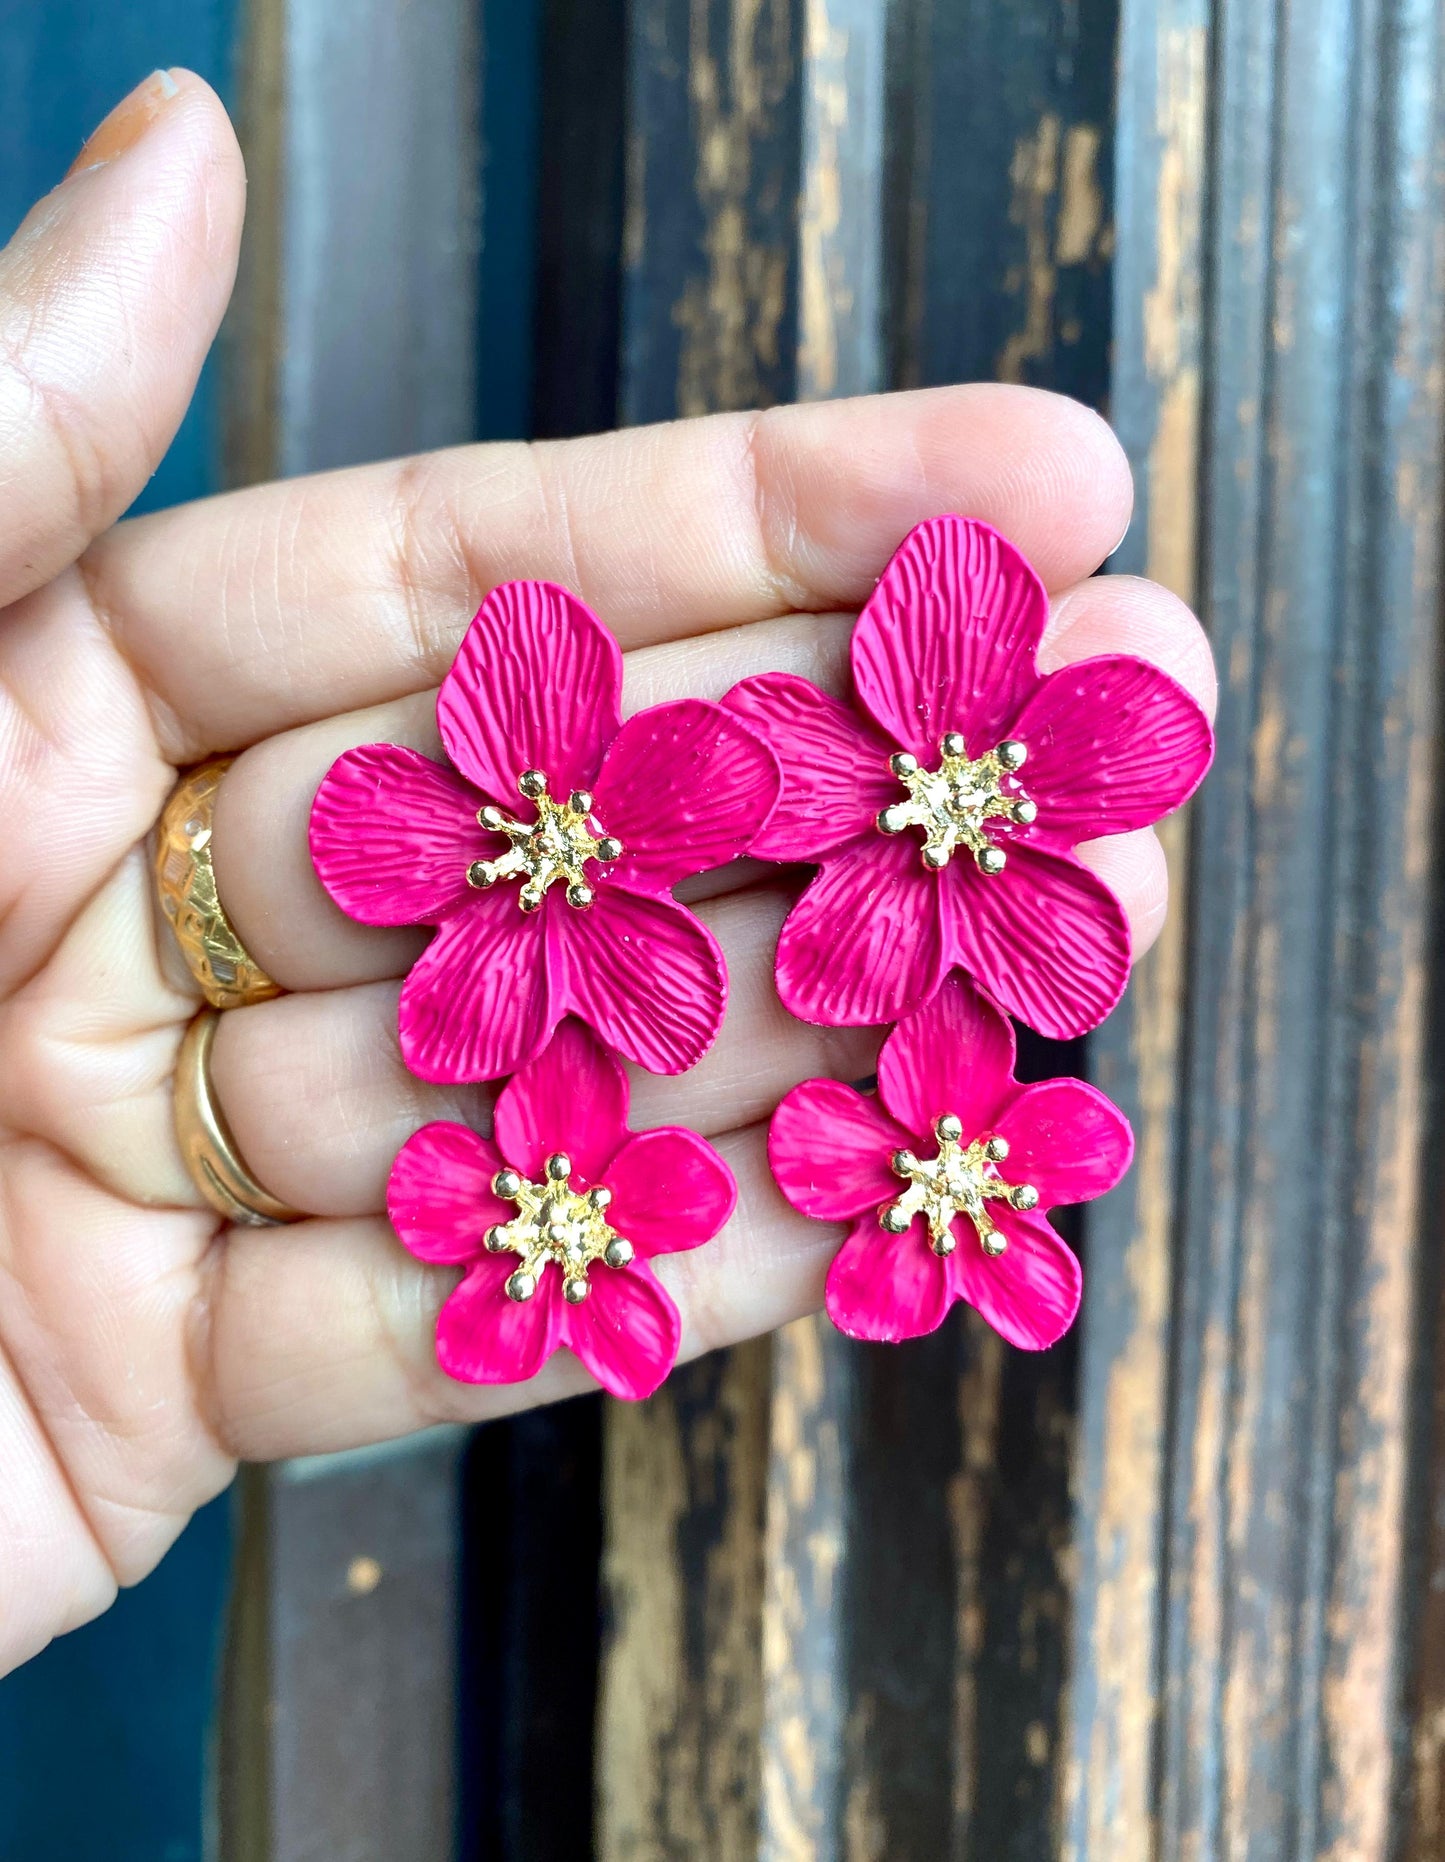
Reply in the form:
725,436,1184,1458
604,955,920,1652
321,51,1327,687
768,973,1132,1349
311,578,781,1083
725,515,1213,1039
388,1019,735,1399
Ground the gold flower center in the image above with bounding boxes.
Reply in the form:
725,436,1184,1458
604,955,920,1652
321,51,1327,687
876,734,1036,874
467,769,622,911
879,1116,1039,1257
486,1153,636,1303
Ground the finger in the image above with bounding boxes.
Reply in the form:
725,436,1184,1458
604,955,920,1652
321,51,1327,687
209,573,1206,992
204,1120,835,1460
87,384,1133,757
208,888,877,1217
0,71,244,609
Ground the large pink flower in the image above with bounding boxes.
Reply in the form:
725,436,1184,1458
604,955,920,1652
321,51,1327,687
388,1019,735,1399
769,973,1132,1349
311,580,781,1082
726,515,1213,1039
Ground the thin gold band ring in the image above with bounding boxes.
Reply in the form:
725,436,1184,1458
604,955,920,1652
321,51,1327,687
174,1010,303,1227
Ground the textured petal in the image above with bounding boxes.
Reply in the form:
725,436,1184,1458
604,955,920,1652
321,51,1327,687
875,972,1017,1138
563,1259,682,1400
1005,655,1214,844
949,1210,1082,1351
593,700,782,893
941,843,1131,1040
556,886,726,1074
399,899,555,1084
601,1127,736,1257
723,673,897,861
825,1216,952,1343
776,832,947,1027
387,1121,509,1263
435,1256,564,1385
990,1079,1133,1208
437,580,623,801
493,1018,630,1183
851,517,1048,759
768,1080,912,1221
310,743,483,926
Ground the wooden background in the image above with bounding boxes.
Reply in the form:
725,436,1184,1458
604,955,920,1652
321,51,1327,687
4,0,1444,1857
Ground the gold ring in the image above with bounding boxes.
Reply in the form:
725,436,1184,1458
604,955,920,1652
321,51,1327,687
155,758,282,1009
174,1010,303,1226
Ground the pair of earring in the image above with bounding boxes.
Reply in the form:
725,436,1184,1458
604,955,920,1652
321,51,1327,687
310,517,1213,1399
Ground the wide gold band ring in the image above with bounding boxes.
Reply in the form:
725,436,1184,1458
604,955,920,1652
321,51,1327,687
174,1011,303,1226
155,758,281,1010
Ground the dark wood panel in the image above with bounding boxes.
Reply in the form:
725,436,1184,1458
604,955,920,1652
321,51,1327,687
219,1440,466,1862
1067,3,1207,1854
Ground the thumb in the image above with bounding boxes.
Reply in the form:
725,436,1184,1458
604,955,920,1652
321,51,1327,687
0,69,245,610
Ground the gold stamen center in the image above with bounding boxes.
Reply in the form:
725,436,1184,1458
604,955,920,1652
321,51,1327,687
487,1154,636,1303
876,734,1035,874
878,1116,1039,1258
467,770,622,911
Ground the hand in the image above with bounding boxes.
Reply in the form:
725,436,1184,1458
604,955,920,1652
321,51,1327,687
0,70,1216,1675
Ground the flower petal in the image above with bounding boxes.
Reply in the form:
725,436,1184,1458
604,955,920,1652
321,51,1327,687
850,517,1048,759
824,1216,953,1343
723,673,897,861
775,832,947,1026
437,580,623,801
1005,655,1214,844
875,972,1017,1137
990,1079,1133,1208
399,899,555,1083
592,699,782,891
310,743,483,926
387,1121,509,1262
562,1259,682,1400
768,1080,912,1221
493,1018,630,1183
949,1210,1081,1351
556,885,726,1074
435,1256,564,1385
601,1127,736,1257
941,842,1131,1039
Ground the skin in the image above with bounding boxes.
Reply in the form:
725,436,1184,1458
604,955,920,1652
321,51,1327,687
0,69,1218,1676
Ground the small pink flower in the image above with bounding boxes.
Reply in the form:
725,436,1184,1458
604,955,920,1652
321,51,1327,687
311,580,781,1082
769,973,1132,1349
726,515,1213,1039
388,1019,735,1399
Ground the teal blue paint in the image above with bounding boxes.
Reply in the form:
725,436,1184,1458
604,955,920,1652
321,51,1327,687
0,0,236,514
0,6,237,1860
477,0,542,440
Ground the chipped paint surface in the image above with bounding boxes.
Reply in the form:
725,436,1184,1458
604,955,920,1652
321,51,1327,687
599,1345,770,1858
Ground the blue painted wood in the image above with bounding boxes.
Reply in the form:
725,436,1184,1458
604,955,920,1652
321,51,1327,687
0,6,238,1860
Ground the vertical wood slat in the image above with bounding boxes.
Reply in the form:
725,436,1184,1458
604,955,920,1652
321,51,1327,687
886,4,1117,1854
599,2,1120,1856
1066,3,1207,1856
217,2,486,1854
758,7,887,1856
600,4,800,1855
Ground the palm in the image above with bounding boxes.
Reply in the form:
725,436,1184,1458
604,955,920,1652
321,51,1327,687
0,73,1213,1675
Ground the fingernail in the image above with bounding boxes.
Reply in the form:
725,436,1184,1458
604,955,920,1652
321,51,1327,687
67,69,183,177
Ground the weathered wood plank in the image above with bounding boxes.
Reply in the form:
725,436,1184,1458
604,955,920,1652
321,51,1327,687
884,3,1117,1852
599,6,802,1854
1066,5,1207,1855
217,3,487,1854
